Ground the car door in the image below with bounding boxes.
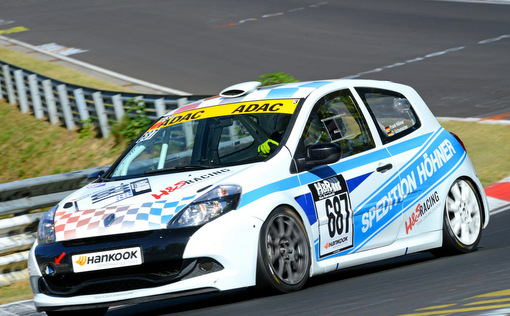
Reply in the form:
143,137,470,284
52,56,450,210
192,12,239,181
354,87,425,237
294,89,403,260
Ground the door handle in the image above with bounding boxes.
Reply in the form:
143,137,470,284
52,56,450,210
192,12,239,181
376,163,393,173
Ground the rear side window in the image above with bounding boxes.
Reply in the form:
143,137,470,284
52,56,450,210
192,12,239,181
356,88,421,144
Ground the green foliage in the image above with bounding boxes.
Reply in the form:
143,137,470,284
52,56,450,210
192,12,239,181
111,98,152,144
78,118,97,140
259,72,299,86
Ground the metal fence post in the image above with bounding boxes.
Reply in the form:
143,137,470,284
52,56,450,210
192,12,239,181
177,97,188,108
2,65,16,105
28,74,44,119
155,98,166,117
43,79,59,125
14,70,29,113
57,84,75,130
92,91,110,138
73,88,90,123
112,94,125,122
0,65,3,100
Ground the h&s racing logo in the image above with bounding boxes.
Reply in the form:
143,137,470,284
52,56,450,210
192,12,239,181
405,191,440,234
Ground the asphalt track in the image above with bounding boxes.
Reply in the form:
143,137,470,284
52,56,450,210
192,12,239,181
1,0,510,118
1,1,510,315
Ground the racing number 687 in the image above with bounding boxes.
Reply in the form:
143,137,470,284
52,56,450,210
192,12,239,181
325,194,351,238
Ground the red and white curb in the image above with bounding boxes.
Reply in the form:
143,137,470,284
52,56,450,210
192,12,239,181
485,176,510,213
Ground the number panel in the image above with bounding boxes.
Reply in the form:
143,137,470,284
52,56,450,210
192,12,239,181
308,175,353,257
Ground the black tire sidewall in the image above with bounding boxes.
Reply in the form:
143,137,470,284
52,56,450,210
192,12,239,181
442,179,483,254
256,207,310,293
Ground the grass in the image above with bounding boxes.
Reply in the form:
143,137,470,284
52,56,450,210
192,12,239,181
0,100,126,182
0,279,33,305
440,121,510,187
0,45,509,306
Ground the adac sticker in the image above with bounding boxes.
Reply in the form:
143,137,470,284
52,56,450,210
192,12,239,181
149,99,300,130
308,174,354,257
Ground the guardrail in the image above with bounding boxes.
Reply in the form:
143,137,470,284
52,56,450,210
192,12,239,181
0,60,209,138
0,166,109,287
0,59,212,287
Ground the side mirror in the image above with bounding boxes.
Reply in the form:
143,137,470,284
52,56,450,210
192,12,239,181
295,143,342,171
88,170,105,181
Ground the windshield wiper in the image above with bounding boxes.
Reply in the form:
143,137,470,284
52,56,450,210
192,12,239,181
145,165,218,175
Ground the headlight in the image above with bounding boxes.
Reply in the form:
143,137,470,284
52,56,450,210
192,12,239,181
37,205,58,245
168,185,242,228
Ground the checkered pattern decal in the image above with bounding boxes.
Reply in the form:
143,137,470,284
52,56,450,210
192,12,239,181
54,196,195,241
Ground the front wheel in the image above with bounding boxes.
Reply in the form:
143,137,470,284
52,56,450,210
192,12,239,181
441,179,483,254
256,207,311,293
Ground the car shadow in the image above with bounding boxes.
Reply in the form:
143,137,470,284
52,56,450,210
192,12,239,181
106,251,439,315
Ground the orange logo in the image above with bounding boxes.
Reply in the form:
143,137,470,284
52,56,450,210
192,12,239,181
75,256,87,266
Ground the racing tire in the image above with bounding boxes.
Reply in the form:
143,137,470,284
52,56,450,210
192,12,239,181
46,307,108,316
440,178,483,254
256,206,311,293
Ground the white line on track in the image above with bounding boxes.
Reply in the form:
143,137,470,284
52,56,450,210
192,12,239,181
343,34,510,79
434,0,510,5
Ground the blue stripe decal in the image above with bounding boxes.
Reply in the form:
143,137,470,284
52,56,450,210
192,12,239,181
347,129,466,254
295,193,317,226
265,88,300,99
350,151,466,254
346,171,373,192
353,130,438,214
238,147,390,209
297,81,334,88
386,133,431,156
299,148,391,186
238,175,301,208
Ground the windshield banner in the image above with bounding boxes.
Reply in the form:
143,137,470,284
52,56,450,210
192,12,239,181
149,98,300,130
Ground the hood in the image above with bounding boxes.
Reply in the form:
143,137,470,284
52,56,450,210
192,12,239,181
53,165,249,242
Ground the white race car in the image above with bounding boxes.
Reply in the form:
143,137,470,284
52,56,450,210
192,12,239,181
29,79,489,315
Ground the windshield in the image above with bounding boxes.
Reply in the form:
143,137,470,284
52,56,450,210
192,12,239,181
109,99,299,179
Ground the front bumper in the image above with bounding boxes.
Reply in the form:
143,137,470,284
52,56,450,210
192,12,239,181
29,212,262,312
33,228,215,297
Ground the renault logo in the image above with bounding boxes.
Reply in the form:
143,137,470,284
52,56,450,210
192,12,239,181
103,214,116,227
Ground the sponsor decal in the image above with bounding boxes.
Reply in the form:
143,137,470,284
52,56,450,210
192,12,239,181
152,169,231,199
136,129,159,143
103,213,116,227
362,137,457,234
149,99,299,130
308,175,353,257
385,120,409,136
90,178,152,205
405,191,440,234
72,247,142,273
86,183,106,189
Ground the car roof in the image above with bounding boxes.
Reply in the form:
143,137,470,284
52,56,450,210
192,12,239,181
166,79,398,116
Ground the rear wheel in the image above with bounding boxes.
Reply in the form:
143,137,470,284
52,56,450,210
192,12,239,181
256,207,310,293
441,179,483,254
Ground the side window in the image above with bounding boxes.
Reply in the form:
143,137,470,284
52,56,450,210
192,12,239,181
300,89,375,158
355,88,421,144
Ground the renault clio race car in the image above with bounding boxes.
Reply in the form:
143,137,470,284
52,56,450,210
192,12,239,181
29,79,489,315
